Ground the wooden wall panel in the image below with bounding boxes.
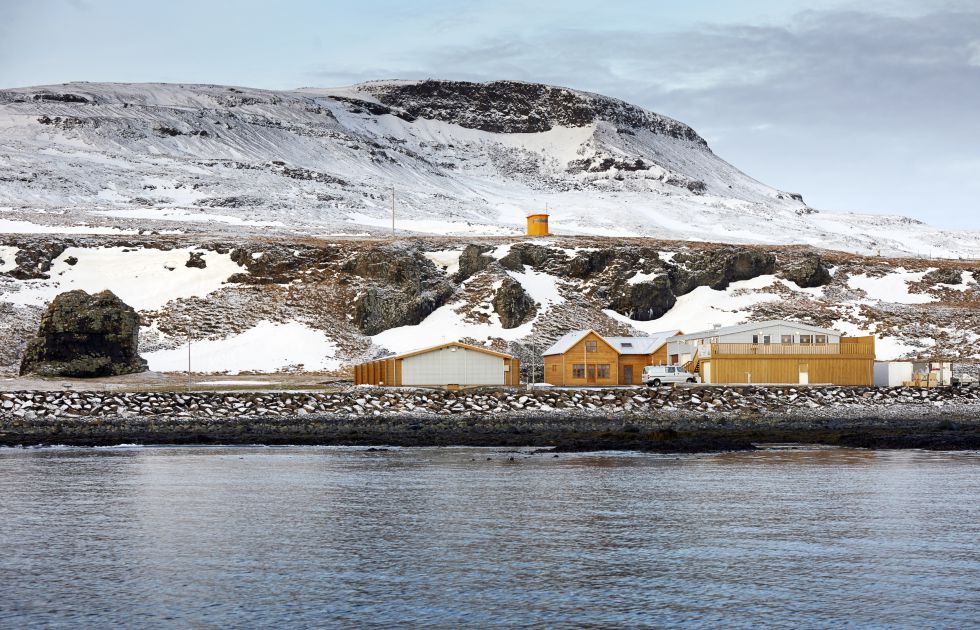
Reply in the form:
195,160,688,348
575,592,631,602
711,356,873,385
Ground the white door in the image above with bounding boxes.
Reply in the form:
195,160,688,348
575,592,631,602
702,363,711,384
799,363,809,385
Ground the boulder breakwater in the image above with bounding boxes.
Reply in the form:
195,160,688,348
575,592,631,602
2,385,979,450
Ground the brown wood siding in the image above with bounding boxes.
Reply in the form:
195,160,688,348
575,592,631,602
544,331,619,386
707,356,874,385
618,355,649,385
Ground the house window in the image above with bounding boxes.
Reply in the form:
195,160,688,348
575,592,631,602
585,341,597,353
781,335,794,344
572,364,586,378
763,335,771,345
752,335,759,344
815,334,827,344
597,364,610,379
620,342,633,349
800,335,813,344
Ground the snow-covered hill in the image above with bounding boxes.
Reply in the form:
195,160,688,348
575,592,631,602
1,80,977,257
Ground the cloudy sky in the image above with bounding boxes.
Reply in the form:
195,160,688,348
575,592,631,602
2,0,978,229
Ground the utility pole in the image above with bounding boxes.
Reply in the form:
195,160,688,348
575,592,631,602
187,324,192,391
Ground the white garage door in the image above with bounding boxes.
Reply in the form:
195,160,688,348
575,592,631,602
402,347,505,386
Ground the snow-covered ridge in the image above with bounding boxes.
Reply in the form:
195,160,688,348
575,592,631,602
1,80,978,257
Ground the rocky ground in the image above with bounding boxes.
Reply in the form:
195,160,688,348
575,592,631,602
2,384,979,450
2,234,979,380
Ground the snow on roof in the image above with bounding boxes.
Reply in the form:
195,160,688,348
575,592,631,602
377,341,514,362
542,330,680,356
672,319,843,342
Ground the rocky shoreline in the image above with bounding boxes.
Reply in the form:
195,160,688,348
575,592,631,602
2,385,979,451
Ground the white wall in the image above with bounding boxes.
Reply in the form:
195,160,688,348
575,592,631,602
874,362,913,386
402,347,505,386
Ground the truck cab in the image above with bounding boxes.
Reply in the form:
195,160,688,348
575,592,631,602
643,365,700,386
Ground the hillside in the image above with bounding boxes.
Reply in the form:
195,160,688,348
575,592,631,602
1,80,978,257
1,234,977,377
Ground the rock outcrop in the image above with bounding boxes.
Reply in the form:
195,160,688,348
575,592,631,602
778,254,833,288
346,243,456,335
669,248,775,295
493,277,536,328
19,290,148,377
608,277,677,321
454,244,494,281
923,268,963,285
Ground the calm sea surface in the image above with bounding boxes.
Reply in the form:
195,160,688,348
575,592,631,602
1,445,978,629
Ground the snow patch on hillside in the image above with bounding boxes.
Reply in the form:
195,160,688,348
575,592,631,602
607,275,782,333
0,246,18,272
144,321,339,373
847,269,933,304
0,246,241,311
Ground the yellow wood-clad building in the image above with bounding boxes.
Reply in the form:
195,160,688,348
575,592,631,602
667,320,876,385
542,330,682,386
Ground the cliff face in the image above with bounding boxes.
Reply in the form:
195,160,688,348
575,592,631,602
0,234,977,376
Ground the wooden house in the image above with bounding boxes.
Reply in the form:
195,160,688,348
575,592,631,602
666,320,875,385
353,342,520,388
542,330,682,386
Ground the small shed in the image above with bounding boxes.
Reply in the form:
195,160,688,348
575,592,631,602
874,361,914,387
526,213,550,236
354,342,520,388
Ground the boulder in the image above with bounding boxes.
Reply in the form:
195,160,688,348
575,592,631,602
778,254,832,288
492,277,536,328
922,267,963,285
19,290,148,377
185,252,207,268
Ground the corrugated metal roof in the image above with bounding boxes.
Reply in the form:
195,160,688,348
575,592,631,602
542,330,680,356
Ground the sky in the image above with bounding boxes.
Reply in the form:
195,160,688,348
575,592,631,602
1,0,979,229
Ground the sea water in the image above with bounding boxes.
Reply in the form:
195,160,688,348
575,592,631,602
1,446,978,628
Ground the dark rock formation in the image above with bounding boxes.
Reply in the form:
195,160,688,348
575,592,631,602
608,277,677,321
345,242,456,334
669,248,775,295
493,277,536,329
353,285,452,336
454,244,494,281
185,252,207,268
8,243,67,280
568,249,614,278
365,80,707,145
778,254,832,288
923,268,963,285
19,290,147,377
497,243,555,271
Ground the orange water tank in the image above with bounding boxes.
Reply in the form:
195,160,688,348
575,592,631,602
526,213,550,236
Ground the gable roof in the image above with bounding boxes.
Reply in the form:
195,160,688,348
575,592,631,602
386,342,515,361
542,329,681,356
672,319,842,342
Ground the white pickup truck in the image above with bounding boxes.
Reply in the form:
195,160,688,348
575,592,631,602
642,365,700,386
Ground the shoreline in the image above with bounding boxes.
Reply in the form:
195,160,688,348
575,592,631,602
3,409,979,452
